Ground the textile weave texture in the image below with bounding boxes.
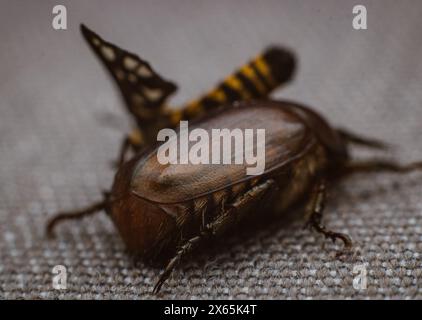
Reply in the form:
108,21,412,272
0,0,421,299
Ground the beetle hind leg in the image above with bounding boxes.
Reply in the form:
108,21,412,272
113,128,144,167
305,178,353,257
153,179,276,294
153,234,204,294
46,196,108,238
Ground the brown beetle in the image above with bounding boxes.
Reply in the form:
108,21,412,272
47,24,422,293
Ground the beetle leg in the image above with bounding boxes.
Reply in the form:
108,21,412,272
153,179,276,294
225,179,276,224
337,128,390,150
46,199,107,238
114,135,132,168
306,178,353,257
199,205,208,233
344,159,422,175
113,128,144,167
207,179,276,238
153,234,204,294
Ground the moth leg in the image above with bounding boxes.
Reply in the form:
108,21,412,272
305,178,352,256
170,47,296,124
344,159,422,175
337,128,390,150
153,179,275,294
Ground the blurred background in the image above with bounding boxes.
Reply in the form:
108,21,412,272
0,0,421,299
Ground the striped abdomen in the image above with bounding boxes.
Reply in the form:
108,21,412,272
169,47,296,125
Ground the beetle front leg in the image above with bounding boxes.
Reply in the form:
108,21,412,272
305,178,353,256
344,159,422,175
337,128,390,150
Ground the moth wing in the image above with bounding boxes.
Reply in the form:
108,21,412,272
80,24,177,121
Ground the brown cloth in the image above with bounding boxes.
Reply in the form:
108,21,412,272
0,0,421,299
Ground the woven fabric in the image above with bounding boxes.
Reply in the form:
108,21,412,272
1,0,421,299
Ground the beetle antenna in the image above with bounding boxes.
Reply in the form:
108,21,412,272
46,200,106,238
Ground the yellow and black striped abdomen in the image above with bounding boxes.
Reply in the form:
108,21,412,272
171,46,296,124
